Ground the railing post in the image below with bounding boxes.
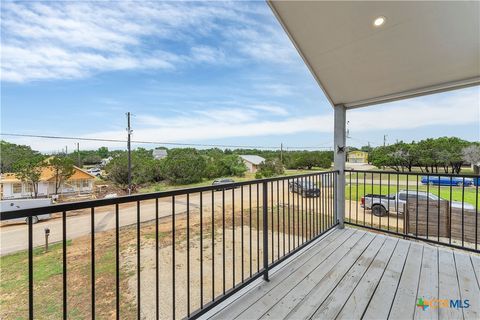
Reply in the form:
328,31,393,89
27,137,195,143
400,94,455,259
262,181,269,281
334,104,346,228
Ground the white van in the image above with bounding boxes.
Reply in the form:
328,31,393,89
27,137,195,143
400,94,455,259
1,198,53,224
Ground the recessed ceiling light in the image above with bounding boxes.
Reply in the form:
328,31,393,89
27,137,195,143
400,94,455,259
373,16,386,27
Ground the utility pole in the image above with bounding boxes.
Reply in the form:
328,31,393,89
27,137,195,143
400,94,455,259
280,143,283,163
65,145,68,155
126,112,132,195
383,134,387,147
77,143,81,167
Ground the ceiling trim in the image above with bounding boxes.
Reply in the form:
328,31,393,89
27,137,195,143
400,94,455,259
345,76,480,109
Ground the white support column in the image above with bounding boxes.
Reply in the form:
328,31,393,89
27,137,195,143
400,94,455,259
334,104,346,228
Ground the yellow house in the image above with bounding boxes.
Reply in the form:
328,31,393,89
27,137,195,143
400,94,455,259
0,165,95,200
347,151,369,164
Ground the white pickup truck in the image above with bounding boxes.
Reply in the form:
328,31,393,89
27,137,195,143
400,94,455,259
1,198,53,224
361,190,475,217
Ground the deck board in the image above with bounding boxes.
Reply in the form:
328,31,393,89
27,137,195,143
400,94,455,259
203,227,480,320
455,252,480,319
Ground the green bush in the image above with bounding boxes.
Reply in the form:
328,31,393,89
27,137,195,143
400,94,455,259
162,148,206,184
256,158,284,178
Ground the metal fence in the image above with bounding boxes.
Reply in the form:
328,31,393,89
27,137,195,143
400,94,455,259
345,169,479,253
1,171,338,319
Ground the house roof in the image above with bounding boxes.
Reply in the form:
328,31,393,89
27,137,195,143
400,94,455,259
153,149,168,158
268,1,480,109
1,165,95,183
240,155,266,165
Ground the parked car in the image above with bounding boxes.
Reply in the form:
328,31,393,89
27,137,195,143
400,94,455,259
361,190,475,217
288,180,320,197
0,198,53,224
87,167,102,177
212,178,236,191
421,176,473,187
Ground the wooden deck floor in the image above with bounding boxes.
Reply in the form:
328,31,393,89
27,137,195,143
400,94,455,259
203,227,480,320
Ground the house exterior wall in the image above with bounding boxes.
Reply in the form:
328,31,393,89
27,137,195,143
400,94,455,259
347,151,368,163
243,161,258,173
1,179,94,200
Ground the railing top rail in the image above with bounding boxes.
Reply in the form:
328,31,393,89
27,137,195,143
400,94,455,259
0,170,338,220
345,169,479,178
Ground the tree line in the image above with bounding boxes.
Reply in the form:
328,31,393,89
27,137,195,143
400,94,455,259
0,141,334,193
365,137,480,174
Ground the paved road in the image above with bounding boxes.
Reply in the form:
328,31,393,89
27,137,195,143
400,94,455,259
1,186,263,255
1,181,336,255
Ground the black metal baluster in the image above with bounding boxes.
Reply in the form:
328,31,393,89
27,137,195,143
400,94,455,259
416,176,419,237
276,180,280,259
282,179,285,256
28,215,33,320
475,182,478,251
270,181,274,262
63,211,67,320
249,184,252,278
262,181,269,281
292,178,295,249
222,189,225,294
363,173,366,227
387,173,390,231
257,183,260,273
91,207,95,320
232,188,235,288
155,199,159,320
116,204,120,320
379,173,382,230
241,186,244,283
356,172,359,225
211,191,215,301
396,174,399,233
200,192,203,308
136,202,140,320
449,177,453,245
187,194,190,316
349,172,352,223
172,197,176,320
426,176,430,239
437,179,441,243
371,173,374,227
462,177,465,247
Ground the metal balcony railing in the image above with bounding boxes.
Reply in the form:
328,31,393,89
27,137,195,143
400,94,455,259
345,169,479,253
1,171,338,319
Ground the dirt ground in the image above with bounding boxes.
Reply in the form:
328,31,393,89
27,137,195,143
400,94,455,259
1,196,334,319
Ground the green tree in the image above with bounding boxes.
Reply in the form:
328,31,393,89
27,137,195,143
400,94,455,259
97,147,109,159
12,156,46,198
105,150,161,190
162,148,206,184
256,158,284,178
48,156,75,194
0,140,41,173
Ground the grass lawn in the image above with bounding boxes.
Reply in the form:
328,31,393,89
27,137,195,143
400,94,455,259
346,183,478,207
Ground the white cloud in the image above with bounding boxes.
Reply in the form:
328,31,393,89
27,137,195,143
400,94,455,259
5,87,478,152
1,1,295,82
249,104,289,116
348,88,480,132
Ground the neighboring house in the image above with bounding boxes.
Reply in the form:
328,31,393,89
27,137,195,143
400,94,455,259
0,166,96,200
240,155,266,173
153,149,168,160
347,151,369,164
101,156,113,167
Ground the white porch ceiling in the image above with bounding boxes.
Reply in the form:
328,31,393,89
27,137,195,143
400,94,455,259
268,1,480,108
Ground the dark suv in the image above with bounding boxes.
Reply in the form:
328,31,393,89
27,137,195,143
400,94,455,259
212,178,236,191
288,180,320,197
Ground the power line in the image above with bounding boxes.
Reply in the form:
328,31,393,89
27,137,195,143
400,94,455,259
0,132,333,150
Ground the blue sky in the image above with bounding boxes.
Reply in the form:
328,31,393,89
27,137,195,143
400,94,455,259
1,1,479,153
